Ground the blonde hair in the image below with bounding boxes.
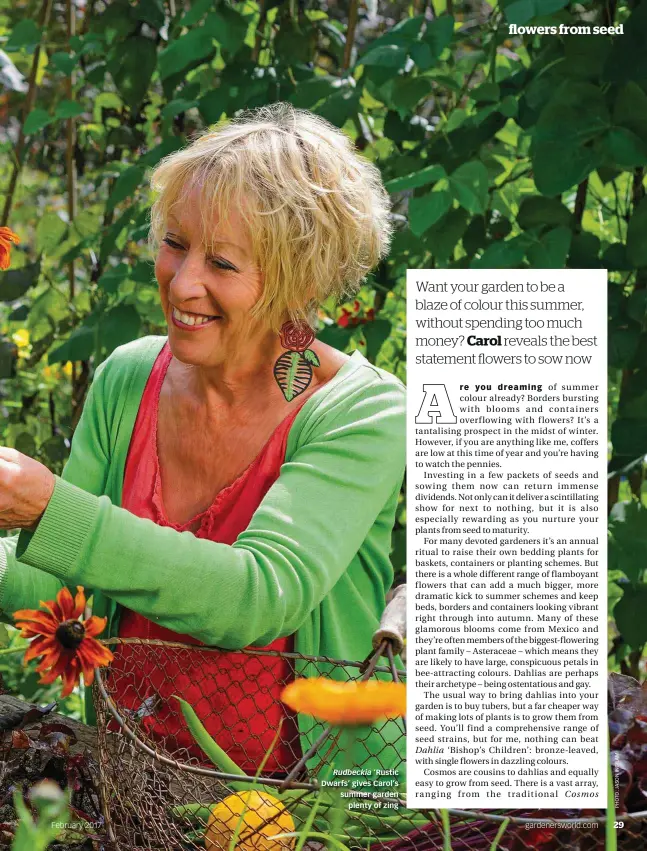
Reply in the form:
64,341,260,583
148,103,392,330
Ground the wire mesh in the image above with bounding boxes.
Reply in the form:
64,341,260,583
91,638,617,851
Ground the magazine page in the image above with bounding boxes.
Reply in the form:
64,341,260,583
0,1,642,850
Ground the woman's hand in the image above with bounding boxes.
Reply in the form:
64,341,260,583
0,447,55,530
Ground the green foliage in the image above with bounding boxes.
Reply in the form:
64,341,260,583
11,780,71,851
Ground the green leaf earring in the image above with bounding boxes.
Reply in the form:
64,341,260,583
274,321,320,402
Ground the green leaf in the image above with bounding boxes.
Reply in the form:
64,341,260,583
471,238,526,269
158,26,215,80
49,51,78,75
41,435,69,464
5,19,42,52
161,98,198,121
531,82,609,195
359,44,408,70
135,0,165,29
23,109,53,135
0,262,40,302
599,128,647,169
613,83,647,143
100,304,142,354
360,14,424,53
615,584,647,650
628,291,647,325
73,210,101,239
384,165,446,193
409,41,434,71
535,145,601,197
363,319,391,363
609,323,640,370
198,88,229,124
526,226,572,269
462,216,487,257
110,35,158,109
612,417,647,457
409,190,452,236
471,82,500,104
106,166,145,213
140,137,184,168
36,213,67,255
603,243,631,272
204,8,249,56
422,15,454,60
503,0,569,26
0,623,9,648
289,76,339,109
567,232,601,269
14,432,36,456
94,0,137,40
383,110,427,144
303,348,320,367
390,76,433,113
180,0,212,26
97,263,129,294
517,197,573,230
424,208,469,264
563,35,611,82
315,89,361,128
93,91,123,122
317,324,353,352
48,326,96,363
274,18,317,65
8,304,28,321
447,161,488,214
627,197,647,268
54,100,84,120
603,1,647,84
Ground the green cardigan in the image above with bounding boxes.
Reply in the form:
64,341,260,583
0,335,406,779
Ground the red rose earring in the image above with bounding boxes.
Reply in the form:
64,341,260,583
274,321,320,402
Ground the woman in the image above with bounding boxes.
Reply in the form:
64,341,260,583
0,104,405,778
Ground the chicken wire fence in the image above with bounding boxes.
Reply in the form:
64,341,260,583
88,594,623,851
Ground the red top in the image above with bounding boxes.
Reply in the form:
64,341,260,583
108,342,303,773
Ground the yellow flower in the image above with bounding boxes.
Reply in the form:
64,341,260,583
12,328,30,349
205,791,295,851
281,678,406,726
62,362,73,377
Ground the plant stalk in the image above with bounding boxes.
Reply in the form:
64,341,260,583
342,0,359,71
1,0,55,227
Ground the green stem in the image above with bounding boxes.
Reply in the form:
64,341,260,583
174,696,247,781
0,646,25,656
440,809,452,851
489,817,509,851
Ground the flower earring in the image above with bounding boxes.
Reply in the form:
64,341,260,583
274,321,320,402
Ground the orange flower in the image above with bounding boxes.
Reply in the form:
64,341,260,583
281,678,406,726
13,585,113,698
0,227,20,271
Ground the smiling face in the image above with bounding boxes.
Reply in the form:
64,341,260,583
154,186,273,369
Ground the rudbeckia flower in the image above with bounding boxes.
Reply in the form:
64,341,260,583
0,226,20,270
281,678,406,726
13,585,113,697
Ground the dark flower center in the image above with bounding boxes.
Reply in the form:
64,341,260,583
55,619,85,650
